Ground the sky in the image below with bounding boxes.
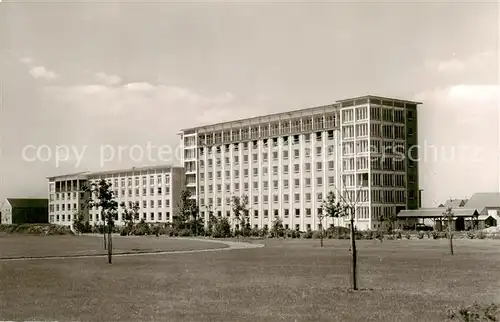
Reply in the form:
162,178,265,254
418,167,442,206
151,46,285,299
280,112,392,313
0,1,498,207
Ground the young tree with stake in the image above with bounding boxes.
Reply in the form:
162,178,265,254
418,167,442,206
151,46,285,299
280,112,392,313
443,207,454,255
323,178,364,291
317,207,326,247
84,179,118,264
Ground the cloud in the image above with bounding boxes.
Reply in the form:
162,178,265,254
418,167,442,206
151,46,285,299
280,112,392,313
415,84,499,104
429,51,495,74
29,66,59,80
19,57,34,64
43,82,237,123
124,82,155,91
95,72,121,85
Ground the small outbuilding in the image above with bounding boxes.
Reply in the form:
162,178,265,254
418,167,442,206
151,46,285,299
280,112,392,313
1,198,49,225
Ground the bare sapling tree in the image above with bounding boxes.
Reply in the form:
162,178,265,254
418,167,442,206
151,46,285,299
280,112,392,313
324,176,364,291
84,179,118,264
443,207,454,255
317,207,326,247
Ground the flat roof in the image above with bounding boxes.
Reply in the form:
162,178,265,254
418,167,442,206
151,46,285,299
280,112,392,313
335,94,422,105
180,94,423,133
47,171,90,180
398,208,479,218
86,164,181,177
179,103,337,133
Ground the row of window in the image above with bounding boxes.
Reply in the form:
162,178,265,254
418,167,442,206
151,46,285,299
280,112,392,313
200,161,336,181
204,205,372,221
90,175,171,188
201,189,359,207
200,176,337,195
90,212,171,222
49,212,172,223
108,186,171,198
52,192,85,201
50,203,84,212
196,118,338,146
200,144,336,162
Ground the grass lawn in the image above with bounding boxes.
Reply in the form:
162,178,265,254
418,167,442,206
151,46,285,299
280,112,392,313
0,237,499,321
0,235,228,258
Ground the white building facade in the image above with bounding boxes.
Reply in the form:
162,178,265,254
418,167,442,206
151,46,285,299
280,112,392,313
47,165,185,227
180,95,420,231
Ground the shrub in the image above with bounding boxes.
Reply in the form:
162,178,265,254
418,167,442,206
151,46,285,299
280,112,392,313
250,227,261,237
447,302,500,321
431,231,439,239
301,231,313,239
395,231,402,239
467,231,475,239
312,230,323,239
405,233,411,239
475,231,486,239
178,228,191,237
426,231,431,239
417,231,424,239
386,235,395,240
211,217,231,238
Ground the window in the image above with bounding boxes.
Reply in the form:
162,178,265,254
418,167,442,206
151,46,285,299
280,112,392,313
305,193,311,202
272,152,278,160
295,209,300,217
305,148,311,157
273,166,278,175
273,194,279,202
253,196,258,204
283,151,288,160
284,180,289,189
294,179,300,188
316,162,322,172
316,177,323,186
284,165,289,174
305,178,311,187
294,164,300,173
253,181,258,189
306,208,312,217
263,195,268,204
294,149,300,158
284,194,289,203
305,163,311,172
294,193,300,203
316,147,322,156
317,192,323,202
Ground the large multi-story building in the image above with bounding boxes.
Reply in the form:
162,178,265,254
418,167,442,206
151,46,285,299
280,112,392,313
179,95,420,231
47,165,185,227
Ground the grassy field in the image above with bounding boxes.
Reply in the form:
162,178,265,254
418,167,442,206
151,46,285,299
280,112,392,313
0,237,499,321
0,235,228,258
